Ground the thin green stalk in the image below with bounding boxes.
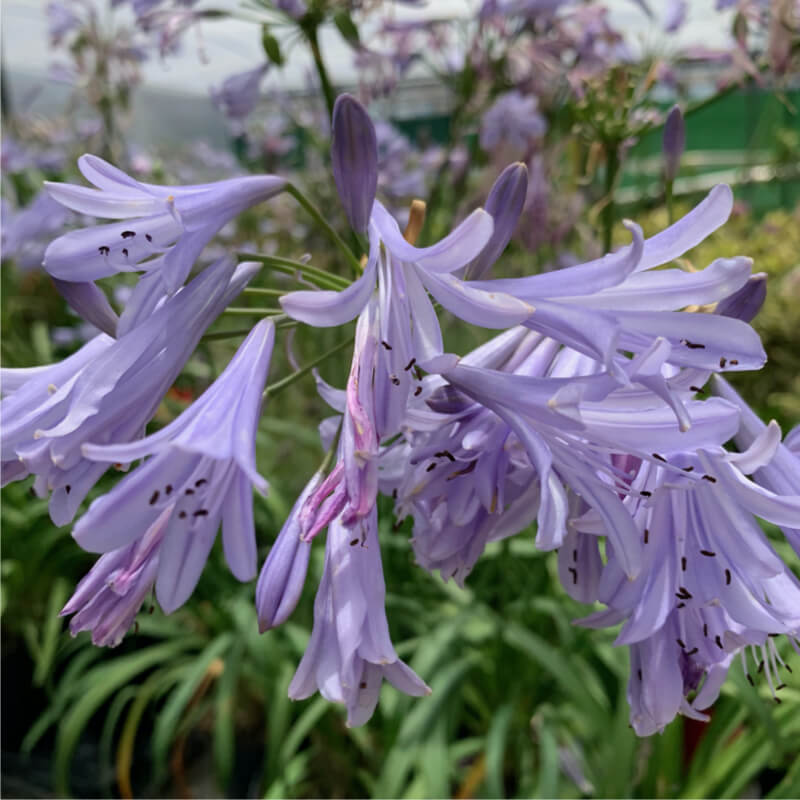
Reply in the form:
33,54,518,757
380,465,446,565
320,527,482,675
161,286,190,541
285,183,363,276
602,143,620,254
238,251,351,290
264,335,354,400
305,23,336,122
665,178,675,225
223,307,284,316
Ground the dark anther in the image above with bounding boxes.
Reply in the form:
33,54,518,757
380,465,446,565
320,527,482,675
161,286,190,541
98,245,110,256
768,632,779,637
391,488,398,499
703,624,709,637
195,478,208,487
121,248,129,258
777,683,787,691
700,549,716,557
637,669,643,681
179,511,187,519
682,466,694,472
121,230,136,238
65,485,71,494
149,490,160,505
185,488,195,495
350,539,359,546
786,664,794,673
757,660,765,673
390,374,401,386
134,621,139,634
193,509,209,517
746,674,755,686
729,359,738,365
414,386,423,397
681,556,687,571
677,602,686,609
572,549,578,563
687,647,699,656
643,529,650,544
725,568,731,585
165,484,173,495
689,386,703,392
392,520,403,531
404,358,416,372
447,461,476,480
414,365,424,381
640,490,652,498
437,450,456,462
426,463,437,472
681,339,706,349
676,638,686,649
702,474,717,483
145,233,153,242
568,567,578,585
652,453,666,462
381,340,392,350
715,635,724,650
774,697,782,704
719,357,727,368
359,681,367,689
148,604,155,614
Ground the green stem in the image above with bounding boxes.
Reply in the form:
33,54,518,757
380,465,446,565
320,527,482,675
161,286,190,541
223,307,284,316
286,183,362,276
602,143,620,254
237,252,351,290
244,286,290,298
305,23,336,122
264,335,354,399
201,328,255,342
665,178,675,225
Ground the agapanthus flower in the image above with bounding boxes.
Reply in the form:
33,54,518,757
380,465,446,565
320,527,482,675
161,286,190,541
1,191,72,271
70,319,275,613
288,509,430,727
211,64,269,124
479,91,548,155
61,507,171,647
44,155,285,292
1,258,258,524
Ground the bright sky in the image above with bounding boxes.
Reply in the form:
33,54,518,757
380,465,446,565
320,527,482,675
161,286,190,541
2,0,736,98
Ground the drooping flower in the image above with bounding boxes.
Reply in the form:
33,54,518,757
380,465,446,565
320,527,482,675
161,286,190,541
662,105,685,182
61,507,170,647
1,258,258,524
71,319,275,613
288,508,430,727
1,190,72,271
44,155,286,292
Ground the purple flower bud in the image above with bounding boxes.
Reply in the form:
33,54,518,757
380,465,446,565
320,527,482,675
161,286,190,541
465,162,528,280
714,272,767,322
256,471,320,632
52,278,119,337
331,94,378,234
662,105,685,183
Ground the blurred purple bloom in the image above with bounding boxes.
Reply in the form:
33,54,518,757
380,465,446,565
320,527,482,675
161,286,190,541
480,91,547,155
72,319,275,613
662,105,685,182
211,64,269,123
2,191,72,271
44,155,285,292
275,0,307,19
288,509,430,727
47,0,82,45
0,258,258,525
663,0,687,32
61,507,170,647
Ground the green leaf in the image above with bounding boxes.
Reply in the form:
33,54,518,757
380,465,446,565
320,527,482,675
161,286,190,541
333,11,360,46
214,638,244,790
485,703,513,798
261,27,284,65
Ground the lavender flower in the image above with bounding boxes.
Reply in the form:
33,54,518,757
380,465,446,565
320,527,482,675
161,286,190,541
44,155,286,292
662,105,685,182
288,509,430,727
211,64,269,123
1,258,258,524
69,319,275,612
61,507,170,647
1,191,72,271
480,91,547,156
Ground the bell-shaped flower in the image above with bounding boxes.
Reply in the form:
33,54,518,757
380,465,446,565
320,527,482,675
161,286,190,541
44,154,286,292
61,507,171,647
211,63,269,123
72,319,276,613
1,257,258,524
288,509,430,726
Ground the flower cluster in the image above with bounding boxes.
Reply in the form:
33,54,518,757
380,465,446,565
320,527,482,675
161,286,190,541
2,92,797,737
